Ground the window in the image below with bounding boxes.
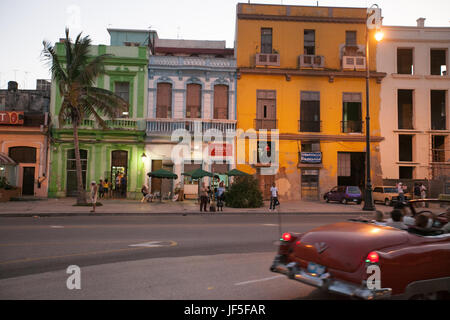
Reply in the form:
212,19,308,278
430,49,447,76
431,90,446,130
399,135,413,162
9,147,36,163
301,141,320,153
342,93,362,133
257,141,273,164
399,167,414,179
300,141,321,164
300,91,320,132
261,28,272,54
213,85,229,120
186,83,202,119
432,135,446,162
398,90,414,129
397,49,413,75
114,82,130,118
66,149,87,197
156,83,172,118
256,90,277,130
345,31,357,46
304,30,315,55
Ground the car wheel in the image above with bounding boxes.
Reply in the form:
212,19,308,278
325,196,329,203
357,200,362,205
384,198,390,206
341,198,348,205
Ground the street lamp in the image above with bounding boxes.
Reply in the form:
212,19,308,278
363,4,382,211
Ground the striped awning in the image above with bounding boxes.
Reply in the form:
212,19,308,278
0,152,17,165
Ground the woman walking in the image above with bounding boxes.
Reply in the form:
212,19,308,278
90,181,98,213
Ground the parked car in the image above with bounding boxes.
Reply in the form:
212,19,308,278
270,199,450,300
323,186,362,204
373,186,399,206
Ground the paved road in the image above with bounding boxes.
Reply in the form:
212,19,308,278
0,213,362,299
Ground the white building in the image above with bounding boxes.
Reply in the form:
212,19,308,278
145,39,237,198
377,18,450,193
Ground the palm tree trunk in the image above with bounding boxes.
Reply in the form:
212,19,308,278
73,122,87,205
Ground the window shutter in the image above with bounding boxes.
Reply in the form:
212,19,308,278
214,85,228,119
187,84,201,118
156,83,172,118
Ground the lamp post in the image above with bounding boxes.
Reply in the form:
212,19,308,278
363,5,383,211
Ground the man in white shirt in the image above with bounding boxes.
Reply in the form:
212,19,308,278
269,182,278,212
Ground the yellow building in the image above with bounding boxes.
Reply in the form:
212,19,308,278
235,3,386,201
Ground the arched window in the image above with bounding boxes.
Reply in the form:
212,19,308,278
186,83,202,119
214,85,229,120
156,83,172,118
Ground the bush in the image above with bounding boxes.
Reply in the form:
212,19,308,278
225,176,263,208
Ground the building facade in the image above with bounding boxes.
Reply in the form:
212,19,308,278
48,41,149,198
377,19,450,194
235,3,385,200
145,38,237,198
0,80,51,197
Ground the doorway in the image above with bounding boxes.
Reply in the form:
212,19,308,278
66,149,87,197
22,167,35,196
111,150,128,198
337,152,365,189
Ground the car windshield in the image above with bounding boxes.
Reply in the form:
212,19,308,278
384,187,397,193
347,186,360,194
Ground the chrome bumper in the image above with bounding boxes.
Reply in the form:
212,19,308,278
270,255,392,300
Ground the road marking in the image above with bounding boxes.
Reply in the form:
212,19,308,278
50,226,65,229
128,241,177,248
234,275,285,286
262,224,278,227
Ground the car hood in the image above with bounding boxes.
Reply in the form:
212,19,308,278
292,222,409,273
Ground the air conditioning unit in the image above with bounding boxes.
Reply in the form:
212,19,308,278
255,53,280,67
299,55,325,69
342,56,366,70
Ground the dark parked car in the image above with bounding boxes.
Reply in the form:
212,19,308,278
324,186,362,204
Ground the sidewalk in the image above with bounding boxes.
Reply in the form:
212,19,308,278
0,197,395,217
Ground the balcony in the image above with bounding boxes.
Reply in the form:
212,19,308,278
149,55,236,71
254,119,278,130
63,118,142,130
146,118,237,135
299,120,322,132
341,120,363,133
298,55,325,69
255,53,280,67
342,56,366,71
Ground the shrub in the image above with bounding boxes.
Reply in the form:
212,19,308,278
225,176,263,208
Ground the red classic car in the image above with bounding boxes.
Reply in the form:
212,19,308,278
270,199,450,300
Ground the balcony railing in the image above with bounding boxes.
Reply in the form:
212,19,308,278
299,120,322,132
342,56,366,70
432,149,447,163
341,120,364,133
146,118,237,135
254,119,278,130
255,53,280,67
298,55,325,69
63,118,140,130
149,56,236,70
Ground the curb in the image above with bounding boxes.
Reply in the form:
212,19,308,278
0,211,370,218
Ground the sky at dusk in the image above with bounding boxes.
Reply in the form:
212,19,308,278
0,0,449,89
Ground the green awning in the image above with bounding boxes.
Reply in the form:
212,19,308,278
226,168,250,177
147,169,178,179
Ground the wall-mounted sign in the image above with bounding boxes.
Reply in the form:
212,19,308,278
301,152,322,164
209,143,232,158
0,111,24,125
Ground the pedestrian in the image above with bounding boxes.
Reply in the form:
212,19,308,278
103,179,110,199
413,183,421,200
217,182,225,212
200,182,208,212
98,179,104,198
141,184,149,203
420,183,427,207
269,182,279,212
397,182,406,204
120,175,127,198
90,181,98,213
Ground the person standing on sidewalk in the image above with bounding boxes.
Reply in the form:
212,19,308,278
269,182,279,212
200,183,208,212
90,181,98,213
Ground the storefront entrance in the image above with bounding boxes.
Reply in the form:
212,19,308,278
111,150,128,198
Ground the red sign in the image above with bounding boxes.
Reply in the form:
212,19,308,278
209,143,232,157
0,111,24,125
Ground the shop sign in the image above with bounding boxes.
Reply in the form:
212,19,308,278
0,111,24,125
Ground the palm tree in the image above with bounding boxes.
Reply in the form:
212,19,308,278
42,29,128,204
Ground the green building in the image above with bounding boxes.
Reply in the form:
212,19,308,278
48,40,149,199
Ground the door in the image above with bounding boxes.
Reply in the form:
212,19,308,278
151,160,162,194
259,173,274,200
111,150,128,198
22,167,35,196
